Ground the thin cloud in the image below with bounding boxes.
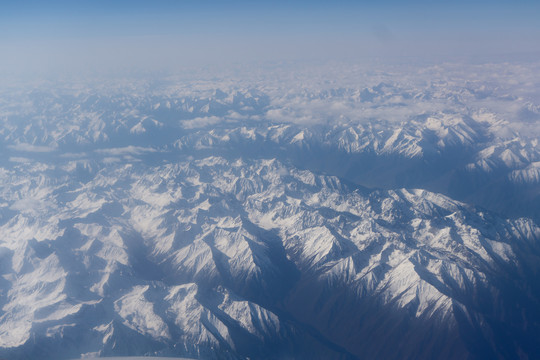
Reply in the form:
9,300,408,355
8,143,57,152
94,146,158,156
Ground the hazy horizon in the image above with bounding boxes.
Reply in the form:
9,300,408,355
2,0,540,76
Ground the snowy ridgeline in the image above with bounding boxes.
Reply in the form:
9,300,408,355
1,156,539,359
0,62,539,222
0,62,539,359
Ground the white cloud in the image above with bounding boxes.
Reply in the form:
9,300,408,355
181,116,222,129
95,146,157,156
9,157,32,163
8,143,56,153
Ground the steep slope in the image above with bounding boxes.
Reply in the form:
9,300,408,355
0,157,539,359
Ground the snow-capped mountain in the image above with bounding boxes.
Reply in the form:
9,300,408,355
1,62,540,359
1,62,539,222
1,156,539,359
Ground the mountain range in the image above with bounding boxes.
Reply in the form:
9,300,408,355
0,62,539,359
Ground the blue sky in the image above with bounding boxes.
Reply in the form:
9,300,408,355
1,0,539,74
